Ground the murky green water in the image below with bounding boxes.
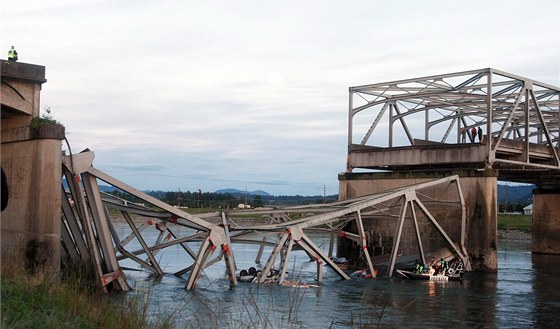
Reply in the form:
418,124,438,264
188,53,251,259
116,224,560,328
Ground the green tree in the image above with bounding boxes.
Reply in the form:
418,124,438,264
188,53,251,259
253,195,263,208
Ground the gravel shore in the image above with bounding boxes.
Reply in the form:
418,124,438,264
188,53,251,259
498,229,531,240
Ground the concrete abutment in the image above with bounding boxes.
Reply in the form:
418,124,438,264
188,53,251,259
1,60,64,276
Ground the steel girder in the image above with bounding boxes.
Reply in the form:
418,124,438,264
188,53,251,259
61,150,469,289
61,151,236,291
234,175,470,281
348,68,560,175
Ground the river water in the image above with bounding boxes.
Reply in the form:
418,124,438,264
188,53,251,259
116,224,560,328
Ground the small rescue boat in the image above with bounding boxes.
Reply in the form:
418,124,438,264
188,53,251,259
396,269,462,281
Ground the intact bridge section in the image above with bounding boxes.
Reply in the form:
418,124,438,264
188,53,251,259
343,68,560,269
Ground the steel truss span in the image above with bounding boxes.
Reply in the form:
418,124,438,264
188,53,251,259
61,150,469,291
348,68,560,183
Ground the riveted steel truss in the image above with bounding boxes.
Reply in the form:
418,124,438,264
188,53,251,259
60,150,469,290
238,175,471,281
61,151,236,291
348,68,560,180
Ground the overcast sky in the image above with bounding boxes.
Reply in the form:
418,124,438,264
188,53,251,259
2,1,559,196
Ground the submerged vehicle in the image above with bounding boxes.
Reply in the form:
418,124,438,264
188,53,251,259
236,267,280,283
329,256,350,269
236,267,259,283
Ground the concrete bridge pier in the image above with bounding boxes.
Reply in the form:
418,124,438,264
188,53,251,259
338,169,498,272
1,60,65,275
532,188,560,254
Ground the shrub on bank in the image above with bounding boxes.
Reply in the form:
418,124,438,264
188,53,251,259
0,266,174,329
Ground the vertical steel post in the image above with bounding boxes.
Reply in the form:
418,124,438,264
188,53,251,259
524,87,530,163
410,205,426,267
347,89,354,171
387,197,408,276
255,236,267,263
355,211,376,277
278,238,294,283
328,234,335,257
487,70,494,162
185,236,213,290
258,230,290,283
389,103,394,147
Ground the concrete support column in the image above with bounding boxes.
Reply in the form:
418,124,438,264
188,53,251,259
338,169,498,272
1,60,63,276
1,136,63,275
532,188,560,254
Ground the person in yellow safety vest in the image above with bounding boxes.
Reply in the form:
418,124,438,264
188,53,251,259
8,46,18,62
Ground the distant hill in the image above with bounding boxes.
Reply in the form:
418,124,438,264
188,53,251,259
99,185,118,193
76,184,533,206
497,184,534,204
214,188,271,196
63,178,117,193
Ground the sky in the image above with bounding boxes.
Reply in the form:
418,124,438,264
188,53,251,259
2,1,559,196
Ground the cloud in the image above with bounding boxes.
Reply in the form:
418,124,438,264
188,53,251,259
5,0,560,195
103,163,168,172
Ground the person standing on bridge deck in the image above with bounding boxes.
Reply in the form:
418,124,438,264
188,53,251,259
461,128,466,143
7,46,18,62
478,126,483,143
471,127,477,143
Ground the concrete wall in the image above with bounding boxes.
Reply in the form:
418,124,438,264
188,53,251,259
1,137,63,274
532,189,560,254
338,170,498,272
1,60,45,130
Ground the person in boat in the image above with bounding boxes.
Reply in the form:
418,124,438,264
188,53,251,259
428,257,437,275
414,261,424,274
439,258,448,275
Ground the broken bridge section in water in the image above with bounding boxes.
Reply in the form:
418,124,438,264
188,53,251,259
61,150,469,291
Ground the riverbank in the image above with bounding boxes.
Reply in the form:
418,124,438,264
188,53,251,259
0,266,174,329
498,229,531,240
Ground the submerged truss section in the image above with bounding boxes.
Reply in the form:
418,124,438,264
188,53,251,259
60,150,470,291
61,151,236,291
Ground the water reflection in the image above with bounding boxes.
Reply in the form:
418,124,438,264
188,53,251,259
114,223,560,328
532,252,560,327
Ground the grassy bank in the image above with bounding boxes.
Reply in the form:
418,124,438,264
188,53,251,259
498,214,532,231
1,267,174,329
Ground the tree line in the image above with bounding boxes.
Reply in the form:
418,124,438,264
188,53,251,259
108,189,338,209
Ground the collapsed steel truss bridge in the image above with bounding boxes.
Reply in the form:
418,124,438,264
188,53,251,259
61,151,470,291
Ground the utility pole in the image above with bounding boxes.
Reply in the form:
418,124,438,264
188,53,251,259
323,184,326,203
177,187,182,207
504,183,508,214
